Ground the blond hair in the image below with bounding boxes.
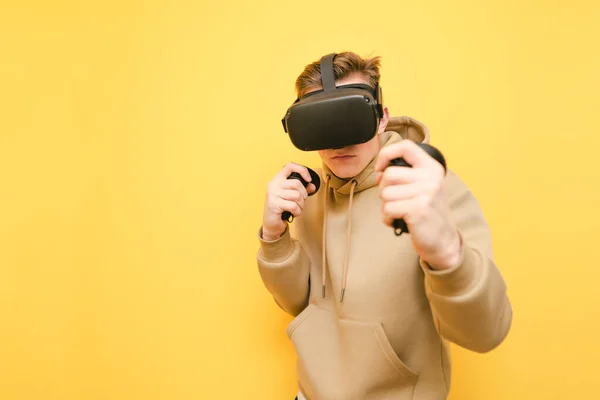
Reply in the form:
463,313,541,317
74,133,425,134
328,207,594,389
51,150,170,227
295,51,381,98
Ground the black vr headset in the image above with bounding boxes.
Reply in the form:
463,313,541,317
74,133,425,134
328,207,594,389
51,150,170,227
281,53,384,151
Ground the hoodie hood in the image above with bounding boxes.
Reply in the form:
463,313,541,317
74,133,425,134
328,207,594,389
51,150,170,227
318,116,431,302
386,115,430,143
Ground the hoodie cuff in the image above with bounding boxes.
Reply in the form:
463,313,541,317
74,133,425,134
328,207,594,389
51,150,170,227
420,239,483,297
258,226,296,263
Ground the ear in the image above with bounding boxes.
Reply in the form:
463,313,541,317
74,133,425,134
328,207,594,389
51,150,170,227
377,106,390,134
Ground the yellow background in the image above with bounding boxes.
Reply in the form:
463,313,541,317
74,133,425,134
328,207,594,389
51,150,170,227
1,0,599,399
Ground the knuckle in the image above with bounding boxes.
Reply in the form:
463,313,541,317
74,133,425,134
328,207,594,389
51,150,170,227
387,168,403,182
418,195,430,210
383,201,394,215
380,174,390,187
380,186,391,201
421,181,435,196
270,180,284,192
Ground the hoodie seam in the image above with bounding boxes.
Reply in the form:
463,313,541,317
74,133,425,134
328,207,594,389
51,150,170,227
410,375,418,400
438,321,450,393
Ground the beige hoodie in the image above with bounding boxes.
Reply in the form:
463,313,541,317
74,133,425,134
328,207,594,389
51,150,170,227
257,116,512,400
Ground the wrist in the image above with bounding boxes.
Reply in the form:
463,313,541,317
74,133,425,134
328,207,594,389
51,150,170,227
261,226,286,241
441,231,462,269
427,227,463,271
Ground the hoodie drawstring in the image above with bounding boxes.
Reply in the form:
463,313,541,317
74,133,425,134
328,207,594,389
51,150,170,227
340,180,357,302
321,176,357,303
321,174,331,298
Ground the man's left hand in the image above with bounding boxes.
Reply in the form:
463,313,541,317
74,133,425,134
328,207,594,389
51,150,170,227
375,140,462,270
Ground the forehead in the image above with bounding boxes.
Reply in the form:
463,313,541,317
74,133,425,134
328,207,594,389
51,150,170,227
302,73,371,96
335,74,370,86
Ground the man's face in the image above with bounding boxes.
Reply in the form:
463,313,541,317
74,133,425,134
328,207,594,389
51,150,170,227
305,74,390,179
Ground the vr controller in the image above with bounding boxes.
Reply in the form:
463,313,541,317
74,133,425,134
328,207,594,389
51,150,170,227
388,143,447,236
281,168,321,223
280,143,447,236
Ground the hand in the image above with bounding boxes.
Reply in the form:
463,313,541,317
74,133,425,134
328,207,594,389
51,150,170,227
261,163,317,241
375,140,462,270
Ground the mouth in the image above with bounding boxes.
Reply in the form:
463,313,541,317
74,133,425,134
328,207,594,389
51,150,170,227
332,155,355,160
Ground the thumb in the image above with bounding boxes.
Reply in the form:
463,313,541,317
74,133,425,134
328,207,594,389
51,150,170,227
375,140,428,171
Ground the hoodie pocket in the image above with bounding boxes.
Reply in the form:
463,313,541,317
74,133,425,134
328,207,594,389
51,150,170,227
287,304,317,339
371,322,418,382
287,305,418,400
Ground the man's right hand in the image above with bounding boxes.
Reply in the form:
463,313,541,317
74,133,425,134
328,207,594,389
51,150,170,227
261,163,317,241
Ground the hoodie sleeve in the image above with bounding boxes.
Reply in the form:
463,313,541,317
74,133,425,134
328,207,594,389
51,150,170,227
256,225,311,317
420,171,513,353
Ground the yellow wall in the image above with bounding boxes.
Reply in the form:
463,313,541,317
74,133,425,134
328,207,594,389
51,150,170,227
1,1,599,399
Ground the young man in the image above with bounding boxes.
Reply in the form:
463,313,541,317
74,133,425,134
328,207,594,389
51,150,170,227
257,52,512,400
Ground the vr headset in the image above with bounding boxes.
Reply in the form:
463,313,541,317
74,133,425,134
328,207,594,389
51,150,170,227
281,53,384,151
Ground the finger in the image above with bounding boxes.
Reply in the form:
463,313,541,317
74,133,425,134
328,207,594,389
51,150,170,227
379,182,429,202
280,162,312,183
381,197,427,224
374,140,413,171
375,140,430,172
382,214,394,227
379,166,420,187
306,183,317,195
381,214,410,229
277,199,302,217
280,179,309,198
279,189,305,209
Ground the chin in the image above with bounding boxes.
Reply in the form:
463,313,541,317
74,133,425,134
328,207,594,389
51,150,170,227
330,165,364,179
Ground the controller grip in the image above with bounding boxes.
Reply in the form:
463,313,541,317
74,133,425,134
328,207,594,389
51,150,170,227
281,168,321,222
389,143,447,236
